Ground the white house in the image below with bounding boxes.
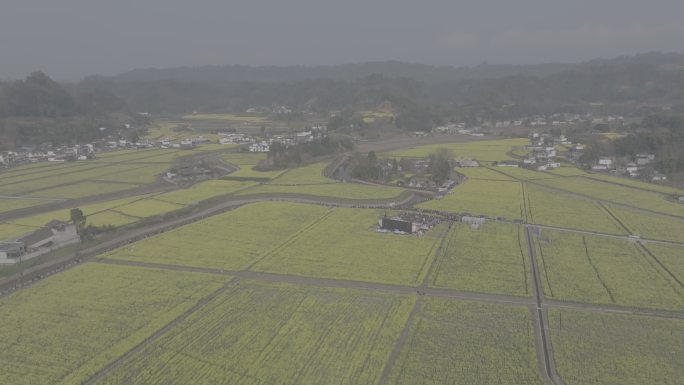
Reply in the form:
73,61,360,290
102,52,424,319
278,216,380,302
598,158,613,167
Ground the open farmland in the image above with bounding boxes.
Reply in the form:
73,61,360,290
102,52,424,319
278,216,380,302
548,309,684,385
526,185,625,234
383,138,529,162
429,223,531,296
535,176,684,217
643,244,684,283
267,161,335,185
534,230,684,310
221,152,287,179
237,181,407,200
0,263,229,385
454,166,516,181
153,179,257,205
607,204,684,242
387,298,543,385
544,167,588,177
418,179,524,219
491,166,559,181
253,208,447,285
582,173,682,195
93,281,413,385
0,198,53,214
103,202,331,270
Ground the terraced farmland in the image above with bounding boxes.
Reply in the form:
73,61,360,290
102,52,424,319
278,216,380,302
0,264,229,385
429,223,531,296
93,281,413,385
387,298,544,385
548,309,684,385
534,230,684,310
418,179,524,219
253,208,447,285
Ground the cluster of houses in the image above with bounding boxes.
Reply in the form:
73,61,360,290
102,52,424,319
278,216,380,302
431,113,639,135
224,126,328,153
0,144,97,168
592,154,667,182
0,221,79,265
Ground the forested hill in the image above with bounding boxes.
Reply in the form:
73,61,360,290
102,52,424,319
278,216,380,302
114,60,573,84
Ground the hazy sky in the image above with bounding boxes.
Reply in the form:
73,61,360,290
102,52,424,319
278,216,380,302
2,0,684,80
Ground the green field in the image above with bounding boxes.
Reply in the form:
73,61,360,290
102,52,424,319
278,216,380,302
0,264,228,385
455,166,516,181
154,179,257,205
583,173,682,195
429,223,531,296
491,166,559,181
418,179,524,219
548,309,684,385
221,152,287,179
253,208,447,285
608,204,684,242
103,202,330,270
267,161,335,185
536,176,684,217
0,198,51,214
93,280,413,385
388,298,544,385
526,185,625,234
384,138,529,162
643,244,684,283
534,230,684,310
238,181,407,200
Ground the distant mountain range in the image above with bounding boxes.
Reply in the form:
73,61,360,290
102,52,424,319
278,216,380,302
112,52,684,85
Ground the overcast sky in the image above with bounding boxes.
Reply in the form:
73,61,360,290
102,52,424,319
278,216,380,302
2,0,684,81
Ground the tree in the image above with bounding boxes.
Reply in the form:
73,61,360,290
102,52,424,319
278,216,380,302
70,208,86,236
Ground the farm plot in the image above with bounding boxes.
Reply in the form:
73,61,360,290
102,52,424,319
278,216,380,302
608,204,684,243
24,181,139,199
534,230,684,310
92,280,413,385
583,173,682,195
643,244,684,284
183,113,268,123
253,208,446,286
103,202,330,270
454,166,516,181
418,179,524,220
0,198,52,214
545,167,587,177
238,182,407,200
384,138,529,162
93,163,169,184
548,309,684,385
526,185,625,234
0,263,228,385
429,223,531,296
221,152,287,179
268,161,335,185
535,176,684,217
0,222,40,241
387,298,544,385
112,198,186,218
154,180,257,205
490,166,558,181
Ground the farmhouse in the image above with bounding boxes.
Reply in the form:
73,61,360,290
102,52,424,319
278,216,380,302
16,220,79,252
0,242,25,260
457,160,480,168
380,216,414,234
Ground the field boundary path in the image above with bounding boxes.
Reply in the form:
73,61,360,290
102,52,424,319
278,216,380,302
525,227,565,385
